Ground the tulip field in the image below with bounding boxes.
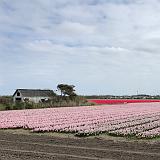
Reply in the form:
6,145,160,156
0,103,160,138
88,99,160,104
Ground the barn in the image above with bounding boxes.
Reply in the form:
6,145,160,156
13,89,55,103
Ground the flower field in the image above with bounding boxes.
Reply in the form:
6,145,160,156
88,99,160,104
0,103,160,138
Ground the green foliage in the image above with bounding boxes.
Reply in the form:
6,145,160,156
24,102,34,109
57,84,77,98
0,84,94,111
5,103,13,110
13,102,25,110
0,104,6,110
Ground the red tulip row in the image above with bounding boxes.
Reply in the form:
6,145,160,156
88,99,160,104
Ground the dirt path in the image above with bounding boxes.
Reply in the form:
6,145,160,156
0,130,159,160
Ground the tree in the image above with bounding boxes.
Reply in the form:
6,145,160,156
57,84,77,99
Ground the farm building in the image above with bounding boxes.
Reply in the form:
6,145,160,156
13,89,55,103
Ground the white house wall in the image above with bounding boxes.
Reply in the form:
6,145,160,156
23,97,50,103
13,91,23,102
13,91,51,103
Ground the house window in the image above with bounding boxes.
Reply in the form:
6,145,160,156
41,99,45,102
17,92,20,96
15,98,21,101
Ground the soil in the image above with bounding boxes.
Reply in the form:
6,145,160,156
0,129,159,160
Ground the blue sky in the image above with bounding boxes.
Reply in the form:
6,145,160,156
1,0,160,95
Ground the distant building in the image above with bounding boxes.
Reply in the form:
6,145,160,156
13,89,55,103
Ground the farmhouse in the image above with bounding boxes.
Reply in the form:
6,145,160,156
13,89,55,103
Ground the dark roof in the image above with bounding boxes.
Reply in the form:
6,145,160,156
13,89,55,97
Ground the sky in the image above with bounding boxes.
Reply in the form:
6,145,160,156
1,0,160,95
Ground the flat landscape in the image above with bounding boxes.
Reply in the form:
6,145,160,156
0,129,160,160
0,102,160,159
2,0,160,159
0,103,160,138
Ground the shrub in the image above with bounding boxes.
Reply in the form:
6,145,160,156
5,103,13,110
13,102,25,110
25,102,34,109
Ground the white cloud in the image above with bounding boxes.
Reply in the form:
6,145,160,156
0,79,4,87
1,0,160,95
54,21,96,36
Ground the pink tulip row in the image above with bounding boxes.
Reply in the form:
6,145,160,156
109,119,160,136
0,103,160,138
137,127,160,138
